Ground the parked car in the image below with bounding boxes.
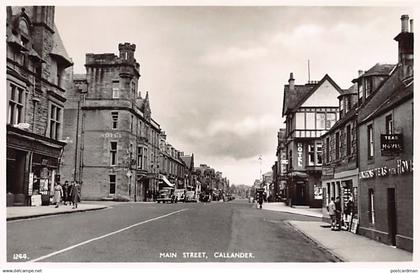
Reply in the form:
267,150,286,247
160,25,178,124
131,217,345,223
173,189,186,203
185,191,198,202
157,187,175,203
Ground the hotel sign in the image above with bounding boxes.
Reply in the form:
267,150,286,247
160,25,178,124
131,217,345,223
359,159,413,180
297,143,303,168
380,134,403,156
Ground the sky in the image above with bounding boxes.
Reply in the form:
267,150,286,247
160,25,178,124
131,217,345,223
54,5,413,186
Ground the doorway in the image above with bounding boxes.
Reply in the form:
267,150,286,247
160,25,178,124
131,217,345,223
387,188,397,246
296,182,306,205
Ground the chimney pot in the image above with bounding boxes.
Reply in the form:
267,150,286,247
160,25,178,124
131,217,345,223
358,70,364,76
288,72,295,91
401,14,409,33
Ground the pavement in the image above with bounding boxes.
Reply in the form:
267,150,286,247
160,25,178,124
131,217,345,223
262,202,413,262
6,202,108,221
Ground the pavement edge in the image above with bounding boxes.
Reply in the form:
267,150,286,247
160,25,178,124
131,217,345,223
7,206,107,221
285,220,346,262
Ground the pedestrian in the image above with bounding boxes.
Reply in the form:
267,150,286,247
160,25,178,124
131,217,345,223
343,196,354,231
62,180,70,206
335,196,342,231
327,197,337,230
53,182,63,208
70,181,81,209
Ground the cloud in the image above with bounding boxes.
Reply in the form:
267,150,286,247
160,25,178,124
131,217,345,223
182,115,279,160
199,46,269,66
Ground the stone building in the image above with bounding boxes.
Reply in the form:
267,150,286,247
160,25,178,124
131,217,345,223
282,73,342,207
6,6,73,206
61,43,162,202
356,15,413,251
320,83,360,221
274,128,287,200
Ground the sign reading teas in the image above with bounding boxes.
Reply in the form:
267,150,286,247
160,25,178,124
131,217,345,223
359,159,413,180
380,134,403,155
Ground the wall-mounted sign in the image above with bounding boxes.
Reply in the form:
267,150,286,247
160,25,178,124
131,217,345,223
359,159,413,180
297,143,303,168
381,134,403,156
102,132,122,138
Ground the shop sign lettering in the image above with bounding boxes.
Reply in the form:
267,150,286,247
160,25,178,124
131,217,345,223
102,132,122,138
359,159,413,180
380,134,403,155
297,143,303,167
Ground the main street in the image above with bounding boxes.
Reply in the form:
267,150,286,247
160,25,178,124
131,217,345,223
7,200,338,262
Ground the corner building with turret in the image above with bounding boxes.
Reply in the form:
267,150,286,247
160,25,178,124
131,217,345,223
62,43,162,201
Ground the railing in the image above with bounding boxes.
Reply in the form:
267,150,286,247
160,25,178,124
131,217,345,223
292,129,328,138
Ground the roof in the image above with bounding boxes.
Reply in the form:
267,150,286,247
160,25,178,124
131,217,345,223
358,65,413,125
338,84,357,98
180,155,193,168
352,63,396,82
282,74,343,116
50,24,73,68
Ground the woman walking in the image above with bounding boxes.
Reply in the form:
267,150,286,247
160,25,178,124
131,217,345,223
53,182,63,208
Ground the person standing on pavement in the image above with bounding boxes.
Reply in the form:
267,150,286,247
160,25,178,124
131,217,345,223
62,181,70,206
343,196,354,231
53,182,63,208
327,197,337,230
334,196,342,231
70,181,81,209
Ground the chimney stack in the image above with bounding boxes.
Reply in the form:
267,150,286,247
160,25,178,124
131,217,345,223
358,70,364,76
401,14,409,33
288,72,295,91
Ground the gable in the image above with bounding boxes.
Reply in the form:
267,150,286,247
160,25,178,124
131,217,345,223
301,80,341,107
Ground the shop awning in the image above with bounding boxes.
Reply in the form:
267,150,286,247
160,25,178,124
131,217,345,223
159,174,174,187
287,171,309,178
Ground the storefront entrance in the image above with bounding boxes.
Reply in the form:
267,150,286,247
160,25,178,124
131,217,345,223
296,182,306,205
388,188,397,246
7,149,27,206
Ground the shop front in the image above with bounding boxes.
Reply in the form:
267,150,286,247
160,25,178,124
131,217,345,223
7,126,65,206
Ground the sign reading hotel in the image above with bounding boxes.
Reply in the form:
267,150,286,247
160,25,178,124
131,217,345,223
380,134,403,156
359,159,413,180
297,143,303,169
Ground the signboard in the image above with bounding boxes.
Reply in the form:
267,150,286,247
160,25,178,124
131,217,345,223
350,218,359,234
314,185,322,200
297,143,303,168
359,159,413,180
28,173,34,196
380,134,403,156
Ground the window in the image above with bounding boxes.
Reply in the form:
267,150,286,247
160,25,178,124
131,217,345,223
109,175,116,195
358,82,363,99
306,112,315,130
49,104,62,140
335,132,340,160
385,114,393,134
368,125,374,159
316,113,325,129
326,137,330,163
8,84,25,125
339,99,344,118
308,144,315,166
346,125,351,156
111,112,118,129
347,97,352,112
326,113,336,129
112,81,120,99
316,143,322,165
368,189,375,224
365,78,372,98
295,112,305,129
110,142,117,166
131,81,136,96
130,115,133,133
137,147,144,169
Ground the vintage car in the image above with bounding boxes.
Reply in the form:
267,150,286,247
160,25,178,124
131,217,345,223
173,189,186,203
185,191,198,202
157,187,175,203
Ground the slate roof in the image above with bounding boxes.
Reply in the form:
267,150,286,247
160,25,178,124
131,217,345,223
50,24,73,67
358,65,413,125
338,84,357,97
282,74,343,116
73,74,86,81
352,63,396,83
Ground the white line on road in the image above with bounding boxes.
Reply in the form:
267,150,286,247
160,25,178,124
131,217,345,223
28,208,188,262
